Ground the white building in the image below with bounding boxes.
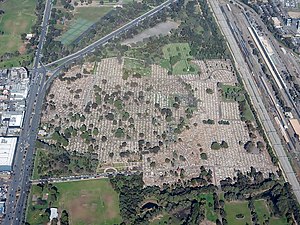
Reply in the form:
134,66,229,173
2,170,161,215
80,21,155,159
0,137,17,171
49,208,58,222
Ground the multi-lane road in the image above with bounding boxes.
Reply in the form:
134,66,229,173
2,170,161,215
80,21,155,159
3,0,52,223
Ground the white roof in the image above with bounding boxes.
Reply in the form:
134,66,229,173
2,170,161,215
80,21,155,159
8,114,23,127
50,208,58,221
0,137,17,167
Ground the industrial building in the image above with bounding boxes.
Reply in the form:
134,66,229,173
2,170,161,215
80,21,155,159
0,137,17,171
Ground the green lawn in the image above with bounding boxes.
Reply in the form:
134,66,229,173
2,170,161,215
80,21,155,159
74,7,113,22
224,201,251,225
123,57,151,78
27,179,122,225
32,149,44,180
161,43,198,75
199,194,218,222
0,0,36,55
254,200,288,225
0,54,32,68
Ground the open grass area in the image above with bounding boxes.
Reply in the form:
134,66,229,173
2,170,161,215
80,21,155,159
123,57,151,78
0,0,36,55
59,7,112,45
27,179,121,225
74,7,113,21
32,149,43,180
0,54,32,68
161,43,198,75
254,200,288,225
199,194,218,222
224,201,251,225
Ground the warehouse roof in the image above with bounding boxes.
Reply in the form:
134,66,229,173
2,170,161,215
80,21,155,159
0,137,17,170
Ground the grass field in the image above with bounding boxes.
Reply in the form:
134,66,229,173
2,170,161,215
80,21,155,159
161,43,198,75
27,179,121,225
74,7,113,21
59,7,112,45
123,57,151,78
0,0,36,55
254,200,288,225
199,194,218,222
224,201,251,225
0,54,32,68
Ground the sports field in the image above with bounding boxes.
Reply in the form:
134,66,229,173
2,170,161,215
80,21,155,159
59,18,94,45
161,43,198,75
59,7,112,45
27,179,121,225
0,0,36,55
224,201,251,225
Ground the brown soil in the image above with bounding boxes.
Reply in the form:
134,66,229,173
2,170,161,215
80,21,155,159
19,43,26,54
69,193,95,224
200,219,216,225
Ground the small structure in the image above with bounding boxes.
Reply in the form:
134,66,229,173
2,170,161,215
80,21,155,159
26,34,34,40
272,17,282,29
49,208,58,222
0,201,5,216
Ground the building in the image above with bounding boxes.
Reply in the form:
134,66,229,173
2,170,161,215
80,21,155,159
0,137,17,171
286,18,292,26
290,119,300,140
272,17,282,29
297,20,300,34
0,201,5,216
49,208,58,222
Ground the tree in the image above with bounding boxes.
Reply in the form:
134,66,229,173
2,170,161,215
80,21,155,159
244,141,255,153
211,142,221,150
220,140,228,148
60,210,69,225
200,153,207,160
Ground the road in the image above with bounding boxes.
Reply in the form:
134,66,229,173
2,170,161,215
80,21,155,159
30,171,138,184
45,0,176,68
3,0,177,224
208,0,300,202
3,0,52,224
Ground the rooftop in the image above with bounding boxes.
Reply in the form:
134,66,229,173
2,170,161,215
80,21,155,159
0,137,17,169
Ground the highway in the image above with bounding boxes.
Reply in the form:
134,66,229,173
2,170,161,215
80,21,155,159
45,0,176,68
208,0,300,202
3,0,52,224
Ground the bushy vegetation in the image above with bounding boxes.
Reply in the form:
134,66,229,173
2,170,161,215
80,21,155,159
110,169,300,225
